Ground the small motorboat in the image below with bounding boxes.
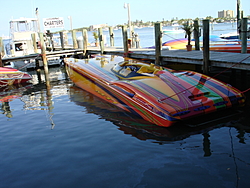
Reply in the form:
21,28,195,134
64,55,245,127
220,32,239,40
0,67,32,86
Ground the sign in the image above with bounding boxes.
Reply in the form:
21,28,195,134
43,17,64,29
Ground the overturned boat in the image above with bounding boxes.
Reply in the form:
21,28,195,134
64,55,245,127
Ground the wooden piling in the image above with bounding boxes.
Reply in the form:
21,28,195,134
241,18,248,54
0,37,5,57
81,29,88,56
109,27,114,47
193,20,200,50
154,23,162,65
46,30,54,51
98,28,104,54
59,32,65,50
0,53,2,67
72,29,78,49
31,33,38,53
122,26,129,56
0,37,4,67
39,32,50,88
202,20,210,74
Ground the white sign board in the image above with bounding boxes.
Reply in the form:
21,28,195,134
43,17,64,29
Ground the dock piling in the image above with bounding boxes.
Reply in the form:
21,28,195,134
98,28,104,54
0,37,4,67
241,18,248,54
81,29,88,56
59,32,65,50
72,29,78,49
31,34,38,53
39,32,50,87
154,23,162,65
193,20,200,50
109,27,114,47
122,26,129,56
202,19,210,74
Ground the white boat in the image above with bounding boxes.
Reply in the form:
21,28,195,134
9,17,41,57
220,31,239,39
6,17,61,69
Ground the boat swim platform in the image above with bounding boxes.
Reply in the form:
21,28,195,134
2,47,250,71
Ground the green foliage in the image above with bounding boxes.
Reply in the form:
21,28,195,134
181,22,193,45
92,32,98,41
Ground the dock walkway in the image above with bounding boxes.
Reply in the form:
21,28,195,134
87,46,250,70
2,46,250,71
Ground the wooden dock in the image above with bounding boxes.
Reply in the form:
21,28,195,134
2,46,250,71
1,21,249,72
86,46,250,71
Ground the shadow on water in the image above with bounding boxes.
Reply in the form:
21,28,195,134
68,85,250,144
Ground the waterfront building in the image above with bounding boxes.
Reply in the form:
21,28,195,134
218,10,234,18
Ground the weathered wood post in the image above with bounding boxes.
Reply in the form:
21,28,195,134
31,33,38,53
59,32,65,50
135,33,140,48
131,27,135,48
203,19,210,74
109,27,114,47
0,54,2,67
241,18,248,54
0,37,4,67
98,28,104,54
72,29,78,49
193,20,200,50
39,32,50,88
154,22,162,65
122,26,129,57
81,29,88,56
46,30,54,51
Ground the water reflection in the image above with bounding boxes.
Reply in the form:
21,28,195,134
0,84,32,118
1,67,249,155
69,85,249,144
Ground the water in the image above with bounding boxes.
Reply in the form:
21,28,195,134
1,23,250,188
75,22,238,48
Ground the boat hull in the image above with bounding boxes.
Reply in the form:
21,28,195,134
64,56,245,127
208,44,250,53
0,67,32,86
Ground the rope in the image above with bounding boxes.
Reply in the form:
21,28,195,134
17,54,41,70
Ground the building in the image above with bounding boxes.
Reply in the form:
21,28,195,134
89,24,108,31
218,10,234,18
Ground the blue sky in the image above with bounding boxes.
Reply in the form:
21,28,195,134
1,0,249,36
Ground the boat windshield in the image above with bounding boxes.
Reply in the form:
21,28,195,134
10,19,38,33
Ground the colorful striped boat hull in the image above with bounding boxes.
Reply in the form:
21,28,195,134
0,67,32,86
64,55,245,127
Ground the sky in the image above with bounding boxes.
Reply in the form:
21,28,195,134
0,0,249,36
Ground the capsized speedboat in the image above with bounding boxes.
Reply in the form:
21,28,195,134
0,67,32,86
64,55,245,127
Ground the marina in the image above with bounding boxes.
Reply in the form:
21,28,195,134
1,4,250,188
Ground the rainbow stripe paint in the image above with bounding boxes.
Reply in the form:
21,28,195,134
0,67,32,86
64,55,245,127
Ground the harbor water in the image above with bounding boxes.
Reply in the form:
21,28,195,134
1,23,250,188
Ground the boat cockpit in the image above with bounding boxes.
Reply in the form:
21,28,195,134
111,61,163,79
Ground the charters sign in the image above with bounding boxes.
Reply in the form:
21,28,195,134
43,17,64,29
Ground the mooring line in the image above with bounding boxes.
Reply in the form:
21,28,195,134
17,54,41,70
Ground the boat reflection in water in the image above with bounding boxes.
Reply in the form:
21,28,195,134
69,85,247,145
0,83,32,118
